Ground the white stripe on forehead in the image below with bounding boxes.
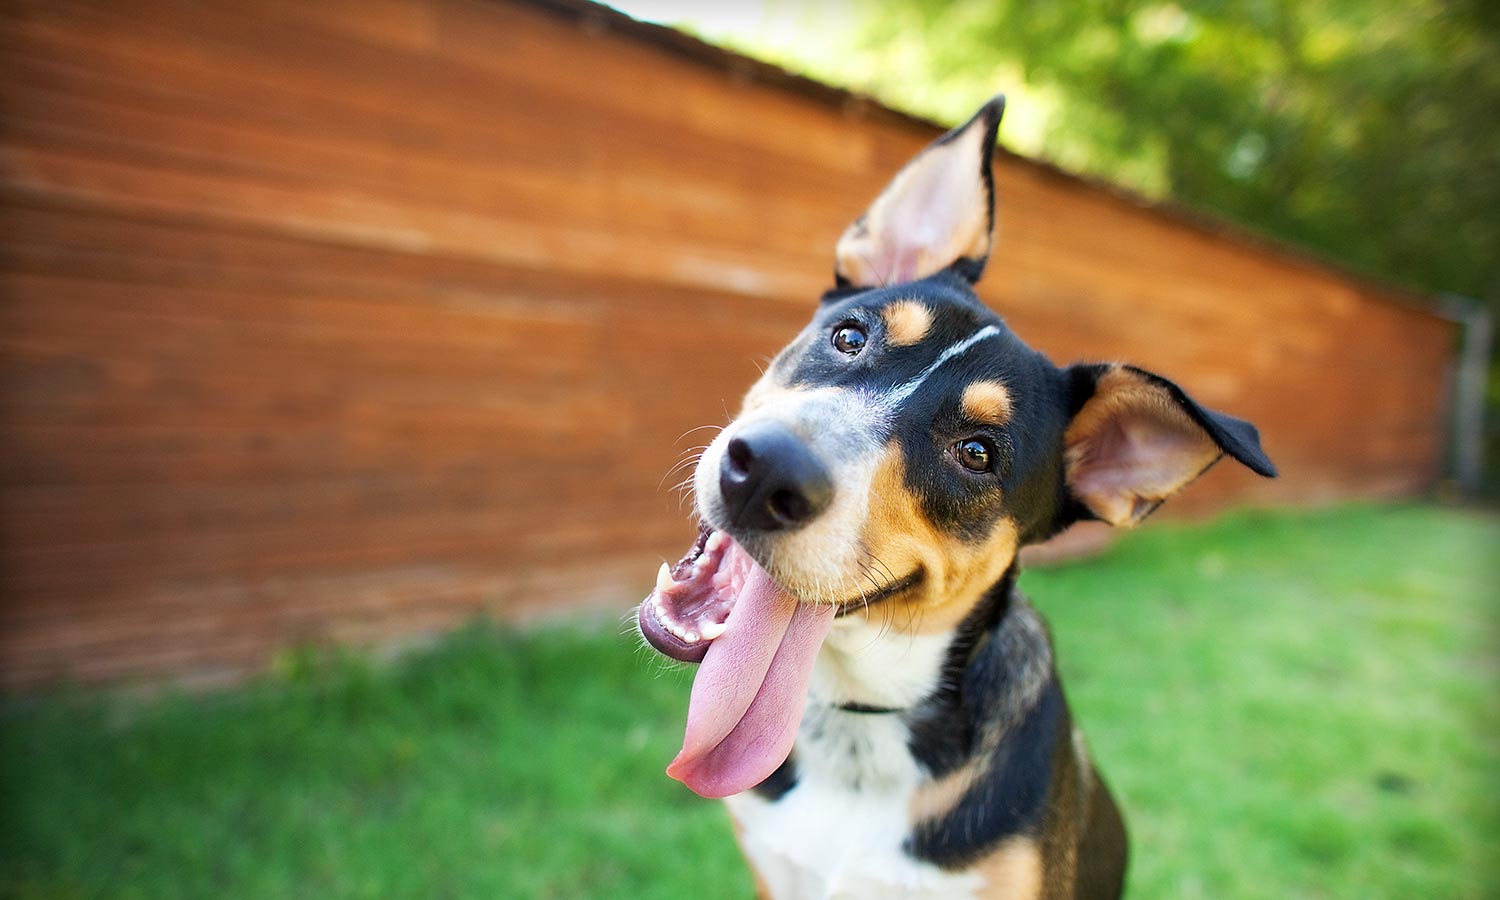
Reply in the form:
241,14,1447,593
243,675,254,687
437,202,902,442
882,324,1001,408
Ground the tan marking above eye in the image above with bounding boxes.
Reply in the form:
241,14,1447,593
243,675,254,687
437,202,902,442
961,380,1013,426
882,300,933,347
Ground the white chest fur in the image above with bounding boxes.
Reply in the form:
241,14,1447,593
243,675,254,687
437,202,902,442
725,619,983,900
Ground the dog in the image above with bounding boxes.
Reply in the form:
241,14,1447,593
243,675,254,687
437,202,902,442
637,95,1275,900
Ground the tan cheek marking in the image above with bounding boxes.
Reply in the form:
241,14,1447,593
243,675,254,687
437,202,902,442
857,446,1019,636
907,517,1019,636
859,445,946,609
975,837,1045,899
961,380,1013,426
882,300,933,346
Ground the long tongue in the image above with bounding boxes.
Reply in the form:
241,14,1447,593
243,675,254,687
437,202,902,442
667,556,836,798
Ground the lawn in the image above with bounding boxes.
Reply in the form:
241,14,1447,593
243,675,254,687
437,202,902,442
2,504,1497,899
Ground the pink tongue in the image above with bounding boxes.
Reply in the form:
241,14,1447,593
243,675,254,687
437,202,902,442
666,554,836,798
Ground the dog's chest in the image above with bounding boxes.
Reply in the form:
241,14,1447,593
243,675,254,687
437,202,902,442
725,625,984,900
726,712,981,900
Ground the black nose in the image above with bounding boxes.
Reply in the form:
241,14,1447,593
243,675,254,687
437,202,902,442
718,422,834,532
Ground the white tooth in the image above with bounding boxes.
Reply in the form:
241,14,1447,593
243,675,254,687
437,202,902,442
700,621,726,640
683,631,699,643
695,554,712,570
705,531,725,553
655,562,674,593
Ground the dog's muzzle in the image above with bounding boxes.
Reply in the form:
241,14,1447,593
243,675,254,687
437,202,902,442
718,421,834,532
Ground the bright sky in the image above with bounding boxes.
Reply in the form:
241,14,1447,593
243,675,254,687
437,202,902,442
600,0,1056,163
602,0,838,43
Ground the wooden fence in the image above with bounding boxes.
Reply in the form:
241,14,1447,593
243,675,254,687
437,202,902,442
0,0,1456,688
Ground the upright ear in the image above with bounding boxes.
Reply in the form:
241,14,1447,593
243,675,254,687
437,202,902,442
1063,364,1277,527
835,95,1005,288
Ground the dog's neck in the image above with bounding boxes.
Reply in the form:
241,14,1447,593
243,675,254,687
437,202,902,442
807,565,1042,722
790,566,1053,798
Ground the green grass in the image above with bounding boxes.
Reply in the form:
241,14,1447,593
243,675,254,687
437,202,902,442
1027,505,1500,899
2,504,1496,899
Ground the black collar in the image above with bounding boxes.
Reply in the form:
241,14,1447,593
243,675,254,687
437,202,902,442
833,701,905,714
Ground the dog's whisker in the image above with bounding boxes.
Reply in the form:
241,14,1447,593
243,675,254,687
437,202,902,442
665,444,710,468
675,424,724,444
660,453,705,485
658,464,697,492
657,453,708,491
659,448,709,487
665,445,710,468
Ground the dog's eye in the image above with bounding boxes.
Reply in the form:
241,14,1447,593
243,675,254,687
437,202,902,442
832,324,867,356
954,439,993,473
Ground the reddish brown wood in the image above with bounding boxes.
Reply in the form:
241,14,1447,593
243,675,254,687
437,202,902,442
0,0,1456,689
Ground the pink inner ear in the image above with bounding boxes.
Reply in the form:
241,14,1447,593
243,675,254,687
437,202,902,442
835,113,993,288
1067,385,1223,527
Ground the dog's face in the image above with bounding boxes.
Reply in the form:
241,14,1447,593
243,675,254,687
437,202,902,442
640,96,1274,798
693,275,1060,636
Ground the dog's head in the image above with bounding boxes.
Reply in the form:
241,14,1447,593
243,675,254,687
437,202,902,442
639,97,1275,798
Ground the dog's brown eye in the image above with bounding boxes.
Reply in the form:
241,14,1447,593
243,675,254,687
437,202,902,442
955,439,992,473
832,324,867,355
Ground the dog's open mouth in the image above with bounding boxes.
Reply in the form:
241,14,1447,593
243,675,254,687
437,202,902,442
637,523,836,798
638,524,736,663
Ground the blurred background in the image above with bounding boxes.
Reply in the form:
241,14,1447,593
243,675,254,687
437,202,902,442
0,0,1495,897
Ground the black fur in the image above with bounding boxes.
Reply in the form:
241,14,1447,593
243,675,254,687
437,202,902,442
905,677,1063,869
905,565,1017,776
751,753,799,802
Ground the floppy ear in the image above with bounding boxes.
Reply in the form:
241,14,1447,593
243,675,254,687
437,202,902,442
835,95,1005,288
1063,364,1277,527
